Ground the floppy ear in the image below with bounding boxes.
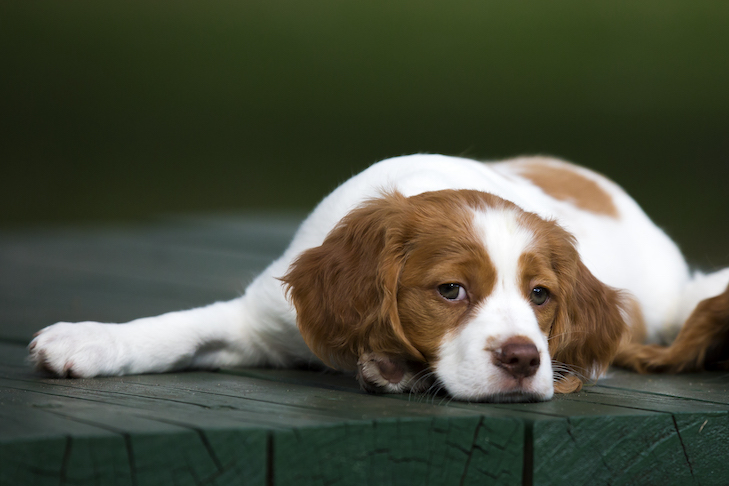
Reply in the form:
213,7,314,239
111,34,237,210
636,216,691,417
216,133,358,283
548,236,628,393
281,194,425,372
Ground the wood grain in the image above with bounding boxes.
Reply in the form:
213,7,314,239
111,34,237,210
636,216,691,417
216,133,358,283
1,216,728,486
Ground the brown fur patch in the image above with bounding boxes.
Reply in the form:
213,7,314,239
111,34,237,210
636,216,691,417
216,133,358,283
512,159,619,218
283,188,628,395
614,284,729,373
282,190,509,370
517,211,628,391
396,194,501,362
517,250,560,336
624,295,647,344
281,192,419,370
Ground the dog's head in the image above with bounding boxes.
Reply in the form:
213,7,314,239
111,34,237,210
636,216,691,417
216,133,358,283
282,190,627,402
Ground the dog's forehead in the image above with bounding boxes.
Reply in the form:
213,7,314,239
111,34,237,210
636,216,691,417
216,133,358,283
470,207,536,281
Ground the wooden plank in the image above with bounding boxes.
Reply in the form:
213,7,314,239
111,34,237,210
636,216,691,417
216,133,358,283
183,365,729,485
4,356,728,486
0,369,505,428
531,413,695,486
7,342,728,486
0,422,140,486
599,368,729,405
273,415,524,486
122,429,266,486
1,342,529,486
0,342,526,426
0,224,278,286
491,380,729,486
555,383,729,486
0,215,303,343
1,436,91,486
438,390,697,485
0,402,132,486
3,219,729,486
0,213,301,262
3,343,536,485
0,273,237,343
0,387,526,486
0,378,270,486
565,382,729,413
0,403,116,441
250,367,721,485
1,378,269,486
672,412,729,486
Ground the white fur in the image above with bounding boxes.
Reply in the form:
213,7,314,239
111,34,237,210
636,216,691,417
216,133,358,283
29,154,728,401
436,208,554,401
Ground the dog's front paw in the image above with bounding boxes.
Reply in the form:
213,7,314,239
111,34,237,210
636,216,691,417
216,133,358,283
29,322,120,378
356,352,433,394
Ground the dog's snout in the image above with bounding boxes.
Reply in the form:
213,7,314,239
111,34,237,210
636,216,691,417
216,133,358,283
493,337,540,379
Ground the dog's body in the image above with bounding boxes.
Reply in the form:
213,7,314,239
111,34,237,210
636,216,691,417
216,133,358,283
30,155,729,402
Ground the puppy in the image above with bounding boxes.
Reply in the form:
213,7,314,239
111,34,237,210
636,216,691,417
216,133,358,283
29,155,729,402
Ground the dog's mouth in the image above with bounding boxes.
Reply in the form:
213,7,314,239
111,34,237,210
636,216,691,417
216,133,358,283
437,376,554,403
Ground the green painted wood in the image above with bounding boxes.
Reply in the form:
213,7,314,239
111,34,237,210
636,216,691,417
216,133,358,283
2,218,729,486
0,404,117,441
123,429,266,486
532,413,695,486
243,369,729,486
672,412,729,486
0,403,133,486
0,215,301,343
1,342,526,485
274,416,524,486
556,385,729,486
0,375,270,486
0,377,526,485
599,368,729,404
561,385,729,413
1,437,73,486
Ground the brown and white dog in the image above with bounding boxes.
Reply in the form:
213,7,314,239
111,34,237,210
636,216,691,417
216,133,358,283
29,155,729,402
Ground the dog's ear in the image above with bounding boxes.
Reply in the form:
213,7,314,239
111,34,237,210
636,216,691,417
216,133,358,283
282,193,425,372
546,230,628,393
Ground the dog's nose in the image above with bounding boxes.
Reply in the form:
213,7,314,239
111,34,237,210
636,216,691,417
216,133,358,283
494,337,540,379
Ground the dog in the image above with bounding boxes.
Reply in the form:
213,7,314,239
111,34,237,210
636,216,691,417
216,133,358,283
29,154,729,402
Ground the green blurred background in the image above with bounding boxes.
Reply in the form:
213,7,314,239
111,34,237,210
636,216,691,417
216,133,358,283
1,1,727,268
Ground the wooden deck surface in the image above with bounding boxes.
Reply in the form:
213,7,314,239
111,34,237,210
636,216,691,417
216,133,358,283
1,215,728,486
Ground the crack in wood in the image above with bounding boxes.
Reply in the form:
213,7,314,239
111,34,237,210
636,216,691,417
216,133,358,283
522,420,533,486
123,434,139,486
671,415,696,481
59,435,73,484
266,432,274,486
195,429,224,473
459,416,485,486
596,383,729,407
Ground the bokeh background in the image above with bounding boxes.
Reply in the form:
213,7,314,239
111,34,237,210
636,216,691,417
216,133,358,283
2,1,728,268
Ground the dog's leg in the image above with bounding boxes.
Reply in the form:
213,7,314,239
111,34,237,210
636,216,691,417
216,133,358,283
29,260,317,378
615,269,729,373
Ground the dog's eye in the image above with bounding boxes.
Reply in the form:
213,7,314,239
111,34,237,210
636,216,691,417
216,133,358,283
437,283,467,301
530,286,549,305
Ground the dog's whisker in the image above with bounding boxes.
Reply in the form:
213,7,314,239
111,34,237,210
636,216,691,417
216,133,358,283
547,330,594,342
407,369,437,402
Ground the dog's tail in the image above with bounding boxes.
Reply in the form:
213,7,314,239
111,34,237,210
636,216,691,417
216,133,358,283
614,267,729,373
